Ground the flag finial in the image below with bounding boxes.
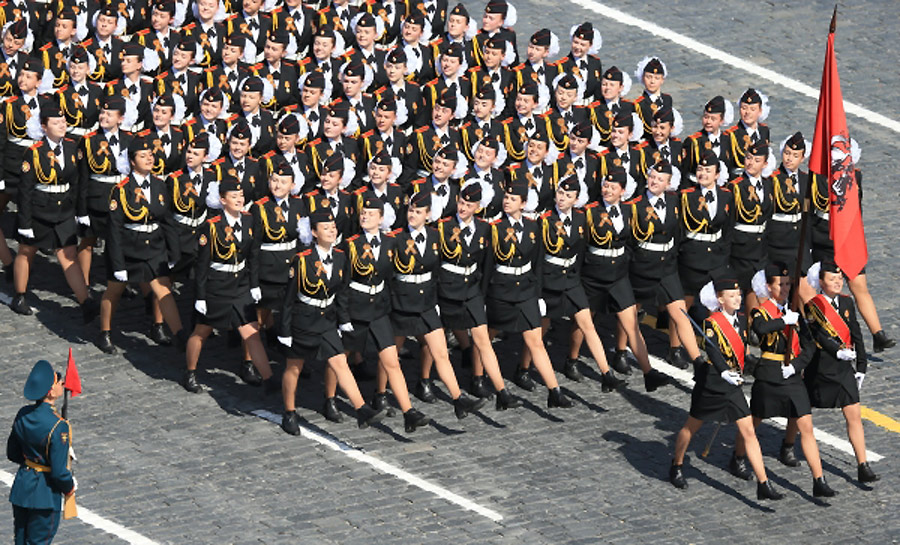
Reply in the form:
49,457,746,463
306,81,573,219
830,5,837,33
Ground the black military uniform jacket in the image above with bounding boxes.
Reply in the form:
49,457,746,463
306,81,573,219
251,194,302,284
59,81,103,137
633,91,673,138
552,102,591,135
471,27,518,68
582,200,632,283
196,211,260,299
551,53,602,100
0,50,29,97
167,166,214,255
589,98,635,147
134,26,182,74
232,9,276,55
203,61,253,114
725,121,770,177
147,125,187,176
239,108,277,158
459,117,503,162
18,138,80,229
678,185,733,272
501,112,568,162
507,160,556,216
467,65,515,118
281,245,351,334
306,136,360,179
539,207,587,293
255,60,301,111
697,311,747,394
805,293,867,379
767,165,808,255
435,215,491,302
271,4,316,58
106,172,180,273
181,19,231,69
156,68,205,117
182,115,231,145
680,130,731,180
598,143,649,199
461,166,504,221
406,124,460,176
217,154,267,203
556,151,600,202
387,225,441,312
80,128,133,214
485,214,543,303
411,176,458,224
106,76,155,129
646,137,684,183
302,187,354,241
374,81,425,130
343,230,395,322
728,173,773,262
83,34,125,82
420,74,471,120
0,93,50,188
627,191,680,278
352,183,407,231
751,299,814,384
38,41,74,89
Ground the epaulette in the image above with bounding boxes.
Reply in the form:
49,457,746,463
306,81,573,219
39,43,52,51
512,62,525,71
682,186,697,193
182,22,196,31
226,113,239,122
415,126,428,133
429,36,444,46
58,84,69,93
547,59,565,67
467,66,480,74
256,196,270,205
251,62,263,71
507,163,521,171
172,169,184,177
308,137,322,146
387,227,403,236
539,210,552,219
353,186,366,195
438,216,451,223
63,137,74,143
172,126,183,134
183,117,197,125
116,178,129,188
490,218,503,225
85,130,97,138
720,186,732,193
135,28,150,36
305,188,321,196
573,208,585,215
671,136,681,143
587,100,601,108
106,79,120,86
584,201,599,209
760,122,768,128
722,126,736,135
634,141,649,149
557,152,565,160
347,233,360,241
261,149,276,158
82,38,95,46
624,195,642,205
333,247,344,253
373,85,387,95
537,111,550,119
423,78,438,87
360,129,374,138
597,148,611,156
574,103,588,110
157,71,170,78
342,47,357,58
211,156,226,165
500,117,513,124
300,248,312,255
3,96,16,103
29,141,43,150
460,121,471,129
633,95,645,103
297,56,312,66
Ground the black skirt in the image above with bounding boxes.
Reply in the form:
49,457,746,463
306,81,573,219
285,327,344,361
583,274,636,314
678,263,731,297
438,294,488,330
390,306,443,337
83,210,110,240
197,292,257,330
689,385,751,422
750,378,812,418
257,280,287,311
343,314,396,353
486,296,542,333
729,256,765,293
805,373,860,409
104,250,170,283
17,216,77,251
544,285,590,319
631,271,685,307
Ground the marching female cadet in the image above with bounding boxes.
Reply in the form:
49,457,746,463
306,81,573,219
433,182,522,409
485,179,574,408
627,160,703,370
278,208,387,434
524,176,626,391
184,176,279,393
11,103,98,321
800,260,879,484
570,167,669,392
98,134,189,355
669,277,784,500
389,190,487,419
357,149,406,231
733,262,835,497
342,192,431,432
167,132,217,279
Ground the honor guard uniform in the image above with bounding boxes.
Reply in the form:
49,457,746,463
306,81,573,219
371,0,404,47
253,29,301,111
551,74,590,135
421,42,471,120
725,88,771,179
221,118,268,203
336,58,377,135
588,66,635,147
202,33,255,116
356,149,407,230
105,42,157,131
502,81,568,159
556,122,601,202
58,47,104,139
680,96,732,183
180,8,231,69
512,29,556,97
236,76,277,158
83,7,125,83
156,38,205,118
345,12,388,91
38,8,79,89
263,113,311,192
678,150,733,297
767,133,810,276
0,19,30,97
375,46,426,132
7,360,76,545
803,260,879,483
506,123,558,218
406,92,460,178
728,140,773,295
232,0,276,56
147,94,187,176
552,22,602,101
599,110,649,200
166,132,217,276
307,27,344,93
632,57,672,140
184,86,232,145
305,100,360,181
399,12,438,84
318,0,360,45
459,85,503,159
0,57,48,201
358,96,408,173
472,0,518,69
302,152,355,242
409,144,461,224
467,35,516,119
646,107,684,183
136,0,181,74
297,70,330,141
271,0,316,60
460,137,505,221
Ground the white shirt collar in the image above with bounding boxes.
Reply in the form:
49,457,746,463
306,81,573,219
315,244,332,262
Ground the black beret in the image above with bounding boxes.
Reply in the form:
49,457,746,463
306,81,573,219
370,149,392,166
189,131,211,150
556,73,578,90
698,149,719,168
765,261,789,280
484,0,508,16
611,110,633,129
385,47,407,65
240,76,264,93
219,176,241,194
653,106,675,124
303,70,326,89
571,121,592,139
449,2,469,19
278,114,300,135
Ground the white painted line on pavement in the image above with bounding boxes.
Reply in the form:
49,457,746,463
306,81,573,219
568,0,900,134
646,355,884,462
252,409,504,523
0,469,161,545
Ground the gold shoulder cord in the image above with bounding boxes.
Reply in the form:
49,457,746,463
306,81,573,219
734,182,761,223
32,147,58,185
461,127,473,162
681,191,708,233
729,134,745,168
491,222,515,261
811,173,830,212
589,107,609,137
773,175,799,213
502,123,526,162
349,238,374,276
7,102,25,135
85,136,110,173
438,221,461,260
309,144,322,178
259,204,286,241
752,306,779,349
707,320,736,366
393,236,416,274
546,116,567,150
585,207,612,246
119,185,149,222
630,201,654,242
59,92,83,127
805,302,846,348
416,132,434,173
541,216,564,254
299,253,327,295
209,222,237,260
172,175,194,214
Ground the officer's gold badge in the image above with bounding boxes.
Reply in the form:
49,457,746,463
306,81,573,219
21,161,29,173
199,234,207,246
109,200,118,211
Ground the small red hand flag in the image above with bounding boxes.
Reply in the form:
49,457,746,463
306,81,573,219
63,347,82,397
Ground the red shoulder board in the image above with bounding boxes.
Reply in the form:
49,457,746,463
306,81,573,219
63,137,74,143
360,129,374,138
85,130,97,138
682,186,696,193
305,189,321,196
373,85,387,95
296,56,312,66
333,248,344,253
262,150,276,158
39,43,52,51
208,216,221,223
136,28,150,36
633,95,645,103
211,157,226,165
624,195,643,205
116,179,129,188
82,38,95,46
467,66,480,74
460,121,472,129
438,217,451,223
556,152,566,160
723,126,737,135
597,148,611,156
353,186,365,195
387,228,403,237
347,233,360,241
688,131,701,139
300,248,312,256
634,141,649,149
501,117,514,125
507,163,521,170
256,196,270,205
29,141,43,150
512,62,525,71
546,59,564,67
539,210,552,219
429,36,444,46
172,169,184,177
720,186,732,193
490,218,503,225
584,201,599,209
308,137,322,146
415,126,428,133
226,113,239,122
157,71,170,79
424,78,438,87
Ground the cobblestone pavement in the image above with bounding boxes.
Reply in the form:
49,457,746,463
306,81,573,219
2,1,899,543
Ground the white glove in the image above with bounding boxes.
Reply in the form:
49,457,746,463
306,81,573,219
0,180,5,190
76,216,91,227
113,270,128,282
17,228,34,239
194,299,207,315
782,364,796,379
250,287,262,303
855,372,865,390
339,322,354,333
782,309,799,325
278,336,292,347
434,305,440,317
167,261,176,270
538,298,547,316
68,446,77,462
71,476,78,494
720,369,743,386
837,348,857,361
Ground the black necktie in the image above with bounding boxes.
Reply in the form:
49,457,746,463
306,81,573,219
610,102,620,115
440,134,450,145
178,73,186,86
564,111,573,124
141,181,150,191
660,146,670,160
751,131,759,144
537,65,544,76
832,298,839,311
61,46,70,58
78,85,89,97
524,118,534,131
8,59,16,72
608,205,619,218
324,253,333,264
436,185,448,196
248,18,259,30
53,145,62,160
236,162,244,174
532,168,542,179
733,318,740,331
128,84,137,96
103,43,111,56
790,173,798,187
308,110,318,122
620,152,629,165
460,226,471,238
228,70,238,82
655,199,665,210
208,27,216,39
271,70,280,81
384,136,393,148
161,134,171,145
397,87,406,99
755,181,763,195
109,135,118,146
290,155,299,165
578,60,587,72
563,216,572,227
705,190,715,203
574,158,584,170
252,116,261,127
26,98,36,109
320,62,330,72
162,37,170,49
513,222,523,233
415,233,425,243
370,236,380,247
491,71,500,83
710,138,719,148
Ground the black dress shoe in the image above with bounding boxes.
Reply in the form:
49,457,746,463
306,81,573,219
175,329,189,353
403,408,431,432
356,404,386,429
414,378,437,403
461,346,473,368
281,411,301,435
547,387,574,408
237,360,263,386
813,476,836,497
513,367,535,391
757,480,784,500
322,397,344,423
352,363,377,381
453,394,487,419
182,370,201,393
601,371,626,392
873,330,896,353
858,462,879,483
469,375,493,399
610,350,631,375
729,453,753,481
371,392,397,417
97,331,117,354
10,294,33,316
669,464,688,489
643,369,669,392
149,323,172,345
263,375,281,395
495,388,522,410
563,358,584,382
81,298,99,324
667,347,690,370
779,441,801,467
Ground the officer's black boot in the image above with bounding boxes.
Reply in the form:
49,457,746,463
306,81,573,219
469,375,493,399
643,369,669,392
729,453,753,480
512,367,535,391
281,411,301,435
414,378,437,403
453,393,487,419
322,397,344,423
403,408,430,433
669,463,687,489
757,480,784,500
601,371,626,392
813,476,836,497
495,388,522,410
10,293,32,316
356,404,386,429
667,346,690,369
97,331,116,354
547,387,574,408
611,349,631,375
563,357,584,382
182,370,201,393
858,462,879,483
778,441,801,467
873,330,896,352
371,391,397,417
149,323,172,345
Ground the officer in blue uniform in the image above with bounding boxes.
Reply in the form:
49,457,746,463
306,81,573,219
7,360,76,545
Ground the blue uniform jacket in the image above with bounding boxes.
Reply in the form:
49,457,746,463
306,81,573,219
7,402,74,511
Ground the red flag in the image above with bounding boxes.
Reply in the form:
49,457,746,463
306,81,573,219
808,7,867,280
64,347,82,397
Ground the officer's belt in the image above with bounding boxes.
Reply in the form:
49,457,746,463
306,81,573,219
495,262,532,275
485,212,502,223
299,294,335,308
8,136,35,147
685,230,722,242
36,183,70,193
25,459,50,472
588,246,624,257
441,262,477,276
125,223,159,233
92,173,126,184
261,241,295,252
772,213,801,223
68,125,97,137
813,208,830,221
522,210,539,221
416,169,430,178
545,255,577,268
637,239,674,252
211,261,245,273
396,272,432,284
174,211,207,227
349,281,385,294
734,222,766,233
760,351,789,361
